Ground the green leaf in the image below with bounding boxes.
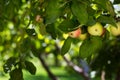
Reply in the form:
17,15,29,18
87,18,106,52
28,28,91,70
114,0,120,4
39,23,47,35
79,36,103,58
26,29,36,36
86,16,96,26
0,22,4,31
25,61,36,75
46,24,57,39
45,0,62,24
103,29,110,41
9,68,23,80
71,1,88,24
3,57,16,73
93,0,109,10
58,19,79,33
20,37,31,53
61,37,72,56
106,1,115,17
87,6,96,16
97,16,117,27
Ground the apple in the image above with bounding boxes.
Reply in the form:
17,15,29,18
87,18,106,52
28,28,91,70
109,22,120,36
35,15,43,23
87,22,104,36
68,28,87,40
79,33,88,40
68,28,81,38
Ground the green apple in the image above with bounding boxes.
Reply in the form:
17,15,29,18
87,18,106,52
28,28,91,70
87,22,104,36
68,28,81,38
110,22,120,36
79,33,88,40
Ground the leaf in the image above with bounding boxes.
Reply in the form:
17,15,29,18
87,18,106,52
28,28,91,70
0,26,4,31
86,16,96,26
9,68,23,80
26,29,36,36
45,0,62,24
3,57,16,73
46,24,57,39
87,6,96,16
106,1,115,17
25,61,36,75
79,36,103,58
113,0,120,4
39,23,47,35
71,1,88,24
93,0,108,10
97,16,117,27
0,18,6,32
20,37,31,53
58,19,79,33
61,37,72,56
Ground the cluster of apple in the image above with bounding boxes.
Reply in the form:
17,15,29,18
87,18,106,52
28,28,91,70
68,22,120,40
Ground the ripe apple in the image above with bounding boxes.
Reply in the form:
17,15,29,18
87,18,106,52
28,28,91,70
68,28,81,38
87,22,104,36
109,22,120,36
68,28,87,40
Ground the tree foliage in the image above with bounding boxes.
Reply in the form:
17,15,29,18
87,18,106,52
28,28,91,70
0,0,120,80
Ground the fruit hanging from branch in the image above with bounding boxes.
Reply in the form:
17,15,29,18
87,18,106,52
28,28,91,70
87,22,104,36
79,33,88,40
109,22,120,36
68,28,88,40
68,28,81,38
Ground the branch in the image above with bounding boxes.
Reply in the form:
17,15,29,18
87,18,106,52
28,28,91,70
38,55,58,80
31,45,58,80
101,70,105,80
63,56,90,80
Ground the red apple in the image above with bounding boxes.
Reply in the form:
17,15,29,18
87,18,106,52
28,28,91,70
68,28,81,38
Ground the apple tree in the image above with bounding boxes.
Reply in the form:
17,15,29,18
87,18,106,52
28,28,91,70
0,0,120,80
